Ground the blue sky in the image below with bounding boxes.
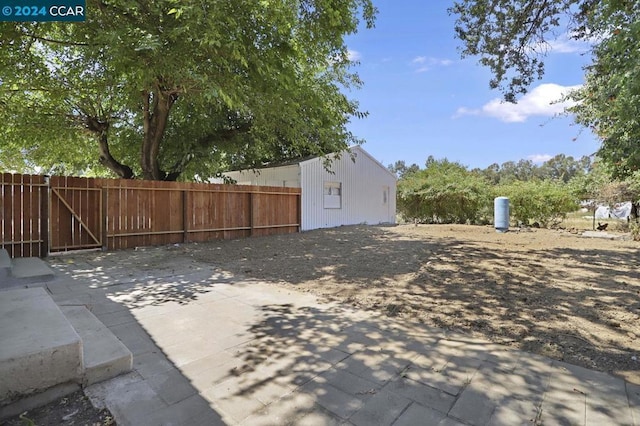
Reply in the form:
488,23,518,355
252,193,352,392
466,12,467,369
344,2,601,170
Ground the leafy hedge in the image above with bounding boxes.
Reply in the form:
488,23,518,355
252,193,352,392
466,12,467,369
496,180,578,226
397,160,492,224
397,159,578,226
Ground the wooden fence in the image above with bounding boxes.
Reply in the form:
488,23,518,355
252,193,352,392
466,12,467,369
1,173,301,258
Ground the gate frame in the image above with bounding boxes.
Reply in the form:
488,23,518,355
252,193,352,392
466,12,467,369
48,185,102,252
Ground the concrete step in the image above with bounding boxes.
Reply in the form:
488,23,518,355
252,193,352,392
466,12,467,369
60,305,133,386
0,288,83,414
10,257,55,283
0,289,133,420
0,251,56,289
0,249,11,280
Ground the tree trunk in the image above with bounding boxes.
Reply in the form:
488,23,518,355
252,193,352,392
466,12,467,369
141,86,177,180
87,116,134,179
631,202,640,223
98,133,134,179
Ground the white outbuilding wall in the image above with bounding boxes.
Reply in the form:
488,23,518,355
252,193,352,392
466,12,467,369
224,146,396,231
298,146,396,230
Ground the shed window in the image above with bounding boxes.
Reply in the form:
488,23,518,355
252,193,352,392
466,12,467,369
324,182,342,209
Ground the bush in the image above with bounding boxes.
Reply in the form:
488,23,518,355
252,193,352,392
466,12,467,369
397,159,492,224
497,180,578,226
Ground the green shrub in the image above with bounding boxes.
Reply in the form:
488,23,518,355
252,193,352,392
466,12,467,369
397,159,492,224
497,180,578,226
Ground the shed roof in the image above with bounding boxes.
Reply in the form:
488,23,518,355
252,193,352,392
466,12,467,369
303,145,396,181
226,146,396,181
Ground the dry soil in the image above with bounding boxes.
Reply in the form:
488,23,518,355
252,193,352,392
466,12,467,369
1,390,114,426
188,224,640,384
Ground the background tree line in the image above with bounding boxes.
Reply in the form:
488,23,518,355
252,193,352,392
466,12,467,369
390,155,640,228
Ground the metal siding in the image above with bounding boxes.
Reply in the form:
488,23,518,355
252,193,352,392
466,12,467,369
301,146,397,231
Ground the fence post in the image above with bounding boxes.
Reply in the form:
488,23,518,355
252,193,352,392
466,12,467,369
297,192,302,232
101,186,108,251
249,191,254,236
40,176,50,258
182,190,189,243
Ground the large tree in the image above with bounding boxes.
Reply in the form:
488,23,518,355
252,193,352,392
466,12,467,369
0,0,376,180
450,1,639,178
569,3,640,179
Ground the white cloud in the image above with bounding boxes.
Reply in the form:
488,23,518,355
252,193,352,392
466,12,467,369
347,49,361,61
454,83,581,123
528,32,597,55
547,34,593,54
453,106,479,117
527,154,553,164
411,56,453,72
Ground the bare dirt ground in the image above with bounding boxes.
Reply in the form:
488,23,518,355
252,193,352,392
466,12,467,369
186,224,640,384
1,390,114,426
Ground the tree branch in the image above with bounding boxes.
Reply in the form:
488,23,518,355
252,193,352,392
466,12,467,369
21,29,91,47
85,116,134,179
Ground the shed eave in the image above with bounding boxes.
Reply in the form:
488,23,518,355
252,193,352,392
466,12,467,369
297,146,397,181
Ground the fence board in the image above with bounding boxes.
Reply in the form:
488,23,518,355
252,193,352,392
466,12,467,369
12,174,23,254
2,174,11,256
24,175,34,255
0,173,46,257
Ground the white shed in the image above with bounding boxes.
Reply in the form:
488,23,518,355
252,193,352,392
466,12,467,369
224,146,397,231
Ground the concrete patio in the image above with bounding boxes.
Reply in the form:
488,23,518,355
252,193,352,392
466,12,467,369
4,245,640,425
